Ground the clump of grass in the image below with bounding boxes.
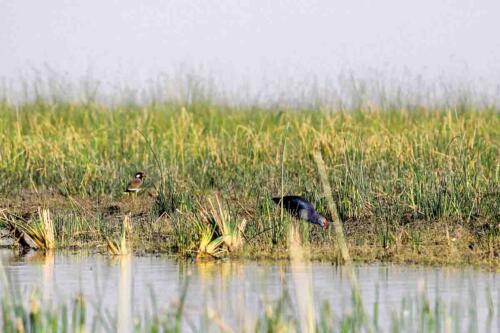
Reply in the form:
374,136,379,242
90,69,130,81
2,208,55,251
199,196,248,254
107,214,131,256
210,196,247,252
153,174,180,217
196,224,224,258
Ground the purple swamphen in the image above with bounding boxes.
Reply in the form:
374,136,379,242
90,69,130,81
272,195,329,230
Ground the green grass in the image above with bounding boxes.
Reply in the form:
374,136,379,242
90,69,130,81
0,100,498,266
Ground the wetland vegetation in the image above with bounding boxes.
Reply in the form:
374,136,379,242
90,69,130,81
0,90,498,332
0,97,498,267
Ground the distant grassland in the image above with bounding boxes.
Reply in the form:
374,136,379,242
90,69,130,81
0,101,498,266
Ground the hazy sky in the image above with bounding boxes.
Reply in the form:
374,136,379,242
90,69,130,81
1,0,499,102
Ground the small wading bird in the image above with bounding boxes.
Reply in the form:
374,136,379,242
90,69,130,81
272,195,329,230
125,171,145,194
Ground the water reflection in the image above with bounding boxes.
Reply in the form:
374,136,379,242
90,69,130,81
117,254,132,333
0,249,497,332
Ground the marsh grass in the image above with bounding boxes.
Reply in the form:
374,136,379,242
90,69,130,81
106,214,131,256
194,195,249,258
196,225,224,258
1,208,55,251
204,196,247,253
0,100,498,265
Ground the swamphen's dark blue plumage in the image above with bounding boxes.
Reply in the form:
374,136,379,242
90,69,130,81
272,195,329,230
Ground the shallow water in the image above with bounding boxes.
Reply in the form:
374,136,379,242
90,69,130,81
0,249,498,332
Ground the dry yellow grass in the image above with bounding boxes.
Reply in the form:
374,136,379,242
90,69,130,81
107,214,131,256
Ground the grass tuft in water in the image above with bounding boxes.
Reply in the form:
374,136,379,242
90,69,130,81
2,208,55,251
107,214,131,256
